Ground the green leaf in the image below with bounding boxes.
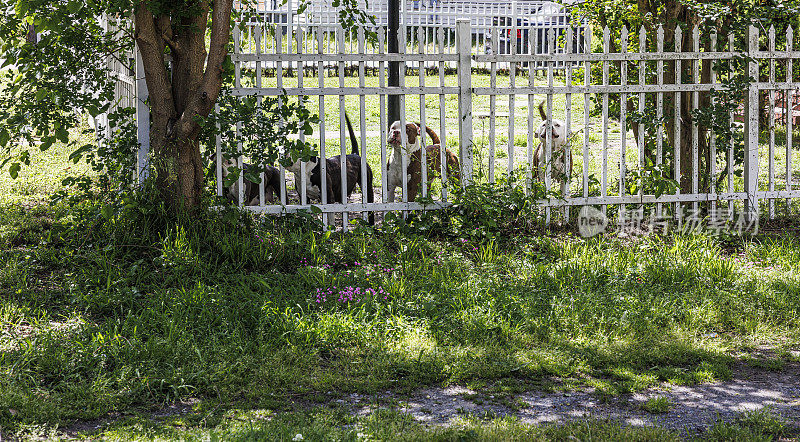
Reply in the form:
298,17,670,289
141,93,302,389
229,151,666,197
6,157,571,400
0,129,9,147
100,204,114,220
56,125,69,143
69,144,93,163
8,162,20,179
310,205,322,214
35,88,47,102
66,1,82,13
19,150,30,165
39,137,55,151
15,0,29,17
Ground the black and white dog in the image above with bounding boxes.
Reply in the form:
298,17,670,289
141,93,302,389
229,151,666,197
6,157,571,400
216,155,282,206
286,113,375,224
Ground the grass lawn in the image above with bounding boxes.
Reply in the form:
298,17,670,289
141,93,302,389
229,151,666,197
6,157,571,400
2,112,800,440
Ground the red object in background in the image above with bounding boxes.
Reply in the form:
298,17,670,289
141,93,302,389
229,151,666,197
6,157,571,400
506,29,523,39
775,90,800,126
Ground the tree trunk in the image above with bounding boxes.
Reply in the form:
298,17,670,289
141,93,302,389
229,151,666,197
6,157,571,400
637,0,709,196
133,0,232,212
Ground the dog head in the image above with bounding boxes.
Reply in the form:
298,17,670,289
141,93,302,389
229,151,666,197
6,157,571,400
284,156,320,176
537,119,567,147
209,152,239,179
537,101,568,147
388,120,421,148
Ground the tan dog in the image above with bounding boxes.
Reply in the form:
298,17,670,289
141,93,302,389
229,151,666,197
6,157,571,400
386,121,459,202
407,144,461,202
532,102,571,192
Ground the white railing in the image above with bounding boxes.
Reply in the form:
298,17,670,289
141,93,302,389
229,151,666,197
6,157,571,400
96,15,150,183
130,21,800,230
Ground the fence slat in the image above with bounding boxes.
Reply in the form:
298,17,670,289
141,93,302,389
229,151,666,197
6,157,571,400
691,26,699,216
656,25,664,218
788,27,794,209
418,26,428,198
317,28,328,226
546,27,556,223
234,26,244,207
256,25,266,207
638,26,646,217
297,26,307,205
508,19,517,179
583,28,592,199
457,19,473,184
135,43,150,185
674,26,682,221
358,26,368,221
768,25,776,219
379,27,387,205
399,24,408,207
710,30,718,220
527,28,536,196
728,33,736,220
745,25,760,222
489,26,498,184
438,26,449,202
601,26,610,215
278,25,288,207
620,26,628,221
338,26,348,231
564,26,573,221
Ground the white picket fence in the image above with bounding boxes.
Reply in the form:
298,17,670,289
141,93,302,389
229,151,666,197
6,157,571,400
125,20,800,230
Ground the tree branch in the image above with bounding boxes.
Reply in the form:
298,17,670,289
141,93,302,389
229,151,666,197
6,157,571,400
201,0,233,100
162,32,181,54
134,1,176,147
174,0,233,138
156,14,180,54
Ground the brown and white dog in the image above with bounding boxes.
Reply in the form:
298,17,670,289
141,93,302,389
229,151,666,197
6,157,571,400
386,121,460,202
532,101,571,192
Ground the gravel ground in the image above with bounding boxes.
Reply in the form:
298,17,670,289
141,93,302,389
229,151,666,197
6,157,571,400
47,354,800,439
348,360,800,433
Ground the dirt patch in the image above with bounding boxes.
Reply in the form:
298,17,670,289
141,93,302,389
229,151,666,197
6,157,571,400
350,362,800,433
41,361,800,439
56,399,200,440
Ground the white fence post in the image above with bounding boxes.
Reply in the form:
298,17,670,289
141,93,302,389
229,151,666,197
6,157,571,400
457,19,473,184
744,25,760,222
135,43,150,185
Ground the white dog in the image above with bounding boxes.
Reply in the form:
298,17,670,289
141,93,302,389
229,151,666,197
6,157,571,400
532,101,571,192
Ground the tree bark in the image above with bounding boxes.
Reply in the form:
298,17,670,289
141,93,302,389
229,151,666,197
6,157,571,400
133,0,232,211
